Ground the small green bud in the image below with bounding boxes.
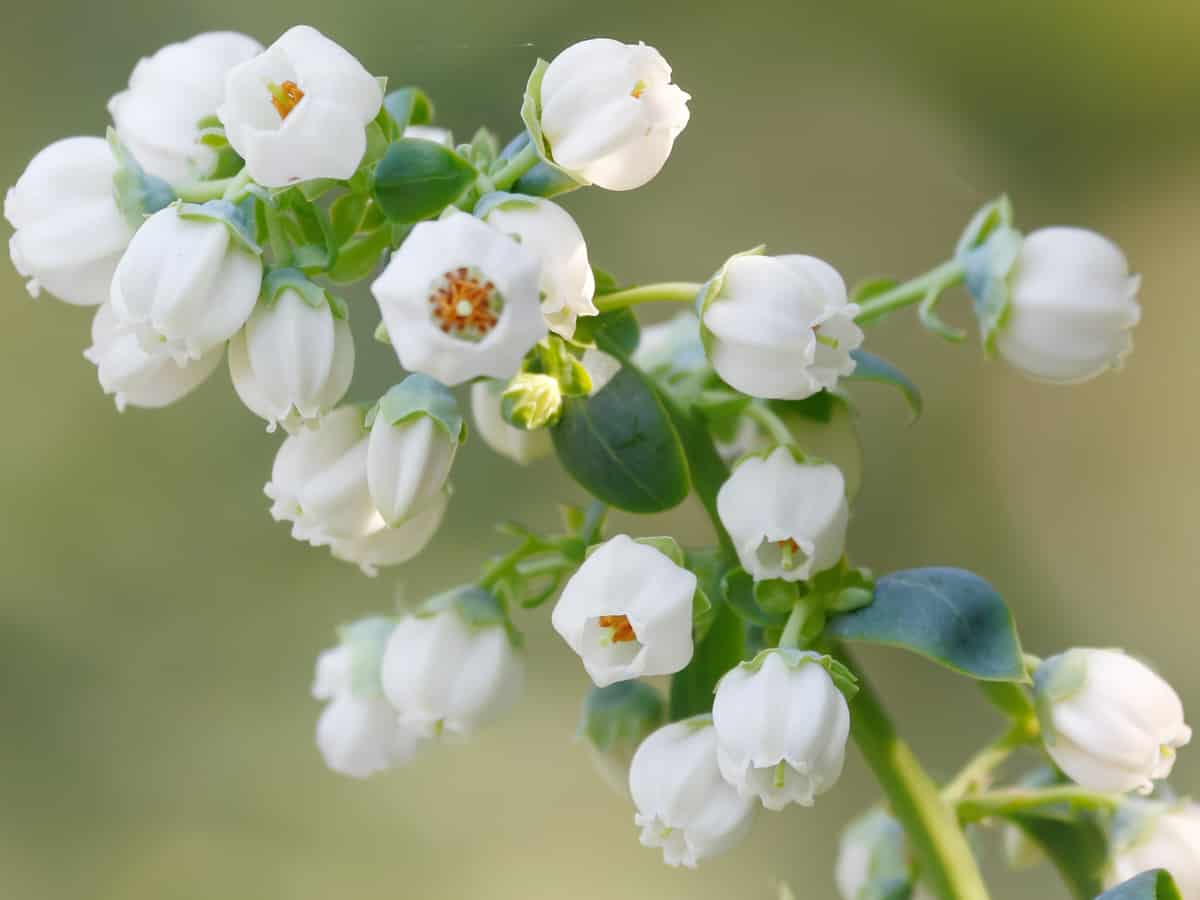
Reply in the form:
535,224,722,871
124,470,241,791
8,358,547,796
501,372,563,430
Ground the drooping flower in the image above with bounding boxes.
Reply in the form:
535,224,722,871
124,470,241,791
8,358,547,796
109,202,263,363
380,586,524,738
713,649,852,810
994,227,1141,383
628,716,756,868
552,534,696,688
1034,648,1191,795
6,137,135,306
218,25,384,187
109,32,263,183
470,379,554,465
536,38,691,191
371,212,547,385
228,271,354,432
700,252,863,400
717,448,849,582
85,304,222,411
1107,801,1200,897
478,193,597,337
329,491,449,577
835,809,935,900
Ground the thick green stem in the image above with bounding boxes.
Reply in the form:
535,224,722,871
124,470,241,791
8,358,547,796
491,143,540,192
837,644,992,900
853,259,965,325
595,282,703,314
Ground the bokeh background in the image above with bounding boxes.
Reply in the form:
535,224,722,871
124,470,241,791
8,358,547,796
2,1,1198,897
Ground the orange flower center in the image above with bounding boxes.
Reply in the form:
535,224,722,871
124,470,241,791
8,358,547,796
269,81,305,119
631,80,647,99
429,267,504,343
597,615,637,644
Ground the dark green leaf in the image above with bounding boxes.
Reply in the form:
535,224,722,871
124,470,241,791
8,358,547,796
326,227,390,284
572,308,640,356
826,567,1026,682
846,350,922,421
551,366,689,514
1097,871,1183,900
382,87,435,137
330,193,369,246
372,140,477,224
669,602,744,720
591,266,622,296
1007,813,1110,899
723,568,788,627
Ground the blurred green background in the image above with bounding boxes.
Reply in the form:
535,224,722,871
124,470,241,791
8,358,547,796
2,1,1198,897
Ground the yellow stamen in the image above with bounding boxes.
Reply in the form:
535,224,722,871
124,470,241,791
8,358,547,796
268,80,305,119
631,80,647,99
598,614,637,644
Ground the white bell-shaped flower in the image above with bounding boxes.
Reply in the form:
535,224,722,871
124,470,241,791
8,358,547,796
330,491,449,577
701,253,863,400
366,375,464,526
470,379,554,465
717,448,849,582
110,203,262,363
372,212,547,385
109,32,263,183
228,274,354,433
628,716,756,868
479,194,597,338
537,38,691,191
1108,802,1200,897
5,137,135,306
1034,648,1191,795
835,809,935,900
552,534,696,688
995,227,1141,383
380,588,524,738
264,405,376,546
713,649,851,810
84,304,222,411
312,618,421,778
218,25,384,187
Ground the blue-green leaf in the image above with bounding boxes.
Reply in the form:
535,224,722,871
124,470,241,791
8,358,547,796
372,139,477,224
826,567,1026,682
572,308,640,356
846,350,922,421
1097,871,1183,900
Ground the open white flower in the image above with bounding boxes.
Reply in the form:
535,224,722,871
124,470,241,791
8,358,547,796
717,448,849,582
629,716,756,868
6,137,135,306
109,32,263,183
995,228,1141,383
366,375,464,526
713,650,851,810
110,203,262,363
330,491,449,577
228,275,354,433
1034,648,1191,795
479,194,597,337
218,25,384,187
85,304,222,411
538,38,691,191
264,405,376,546
1107,801,1200,897
470,379,554,465
372,212,547,385
312,617,421,778
381,588,524,738
552,534,696,688
701,253,863,400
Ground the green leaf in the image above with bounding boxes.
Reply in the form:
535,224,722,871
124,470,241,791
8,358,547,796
382,87,435,138
826,567,1026,682
326,227,391,285
372,139,477,224
1006,813,1110,899
551,366,689,514
669,601,744,720
845,350,922,421
591,267,622,296
1097,871,1183,900
330,193,369,246
571,308,640,356
685,548,727,644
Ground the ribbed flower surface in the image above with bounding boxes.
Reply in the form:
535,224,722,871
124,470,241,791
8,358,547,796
366,414,456,527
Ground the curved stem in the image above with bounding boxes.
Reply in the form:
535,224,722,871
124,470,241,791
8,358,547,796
744,403,793,448
174,176,239,204
490,143,540,192
779,601,809,649
854,259,965,325
957,786,1121,825
595,282,702,314
942,725,1032,804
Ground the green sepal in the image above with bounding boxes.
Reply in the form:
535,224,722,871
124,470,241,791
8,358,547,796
415,584,521,647
260,267,346,318
722,568,789,628
755,578,802,615
330,192,370,246
107,128,176,227
176,198,261,255
962,225,1023,355
334,615,399,698
729,648,859,700
633,535,686,567
367,373,466,442
465,127,501,171
525,335,593,398
473,190,540,220
372,139,477,224
519,59,580,185
956,195,1015,258
1032,650,1089,747
578,680,665,752
845,350,923,422
382,87,435,139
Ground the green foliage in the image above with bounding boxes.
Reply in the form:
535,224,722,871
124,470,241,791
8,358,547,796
1097,871,1183,900
572,308,640,355
669,602,745,720
368,373,466,441
372,139,477,224
845,350,922,420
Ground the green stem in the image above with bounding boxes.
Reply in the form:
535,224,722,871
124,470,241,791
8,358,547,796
779,601,809,649
957,786,1121,825
942,725,1031,804
744,403,793,447
174,177,240,204
490,143,540,192
595,282,703,314
836,643,991,900
478,540,539,590
853,259,965,325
